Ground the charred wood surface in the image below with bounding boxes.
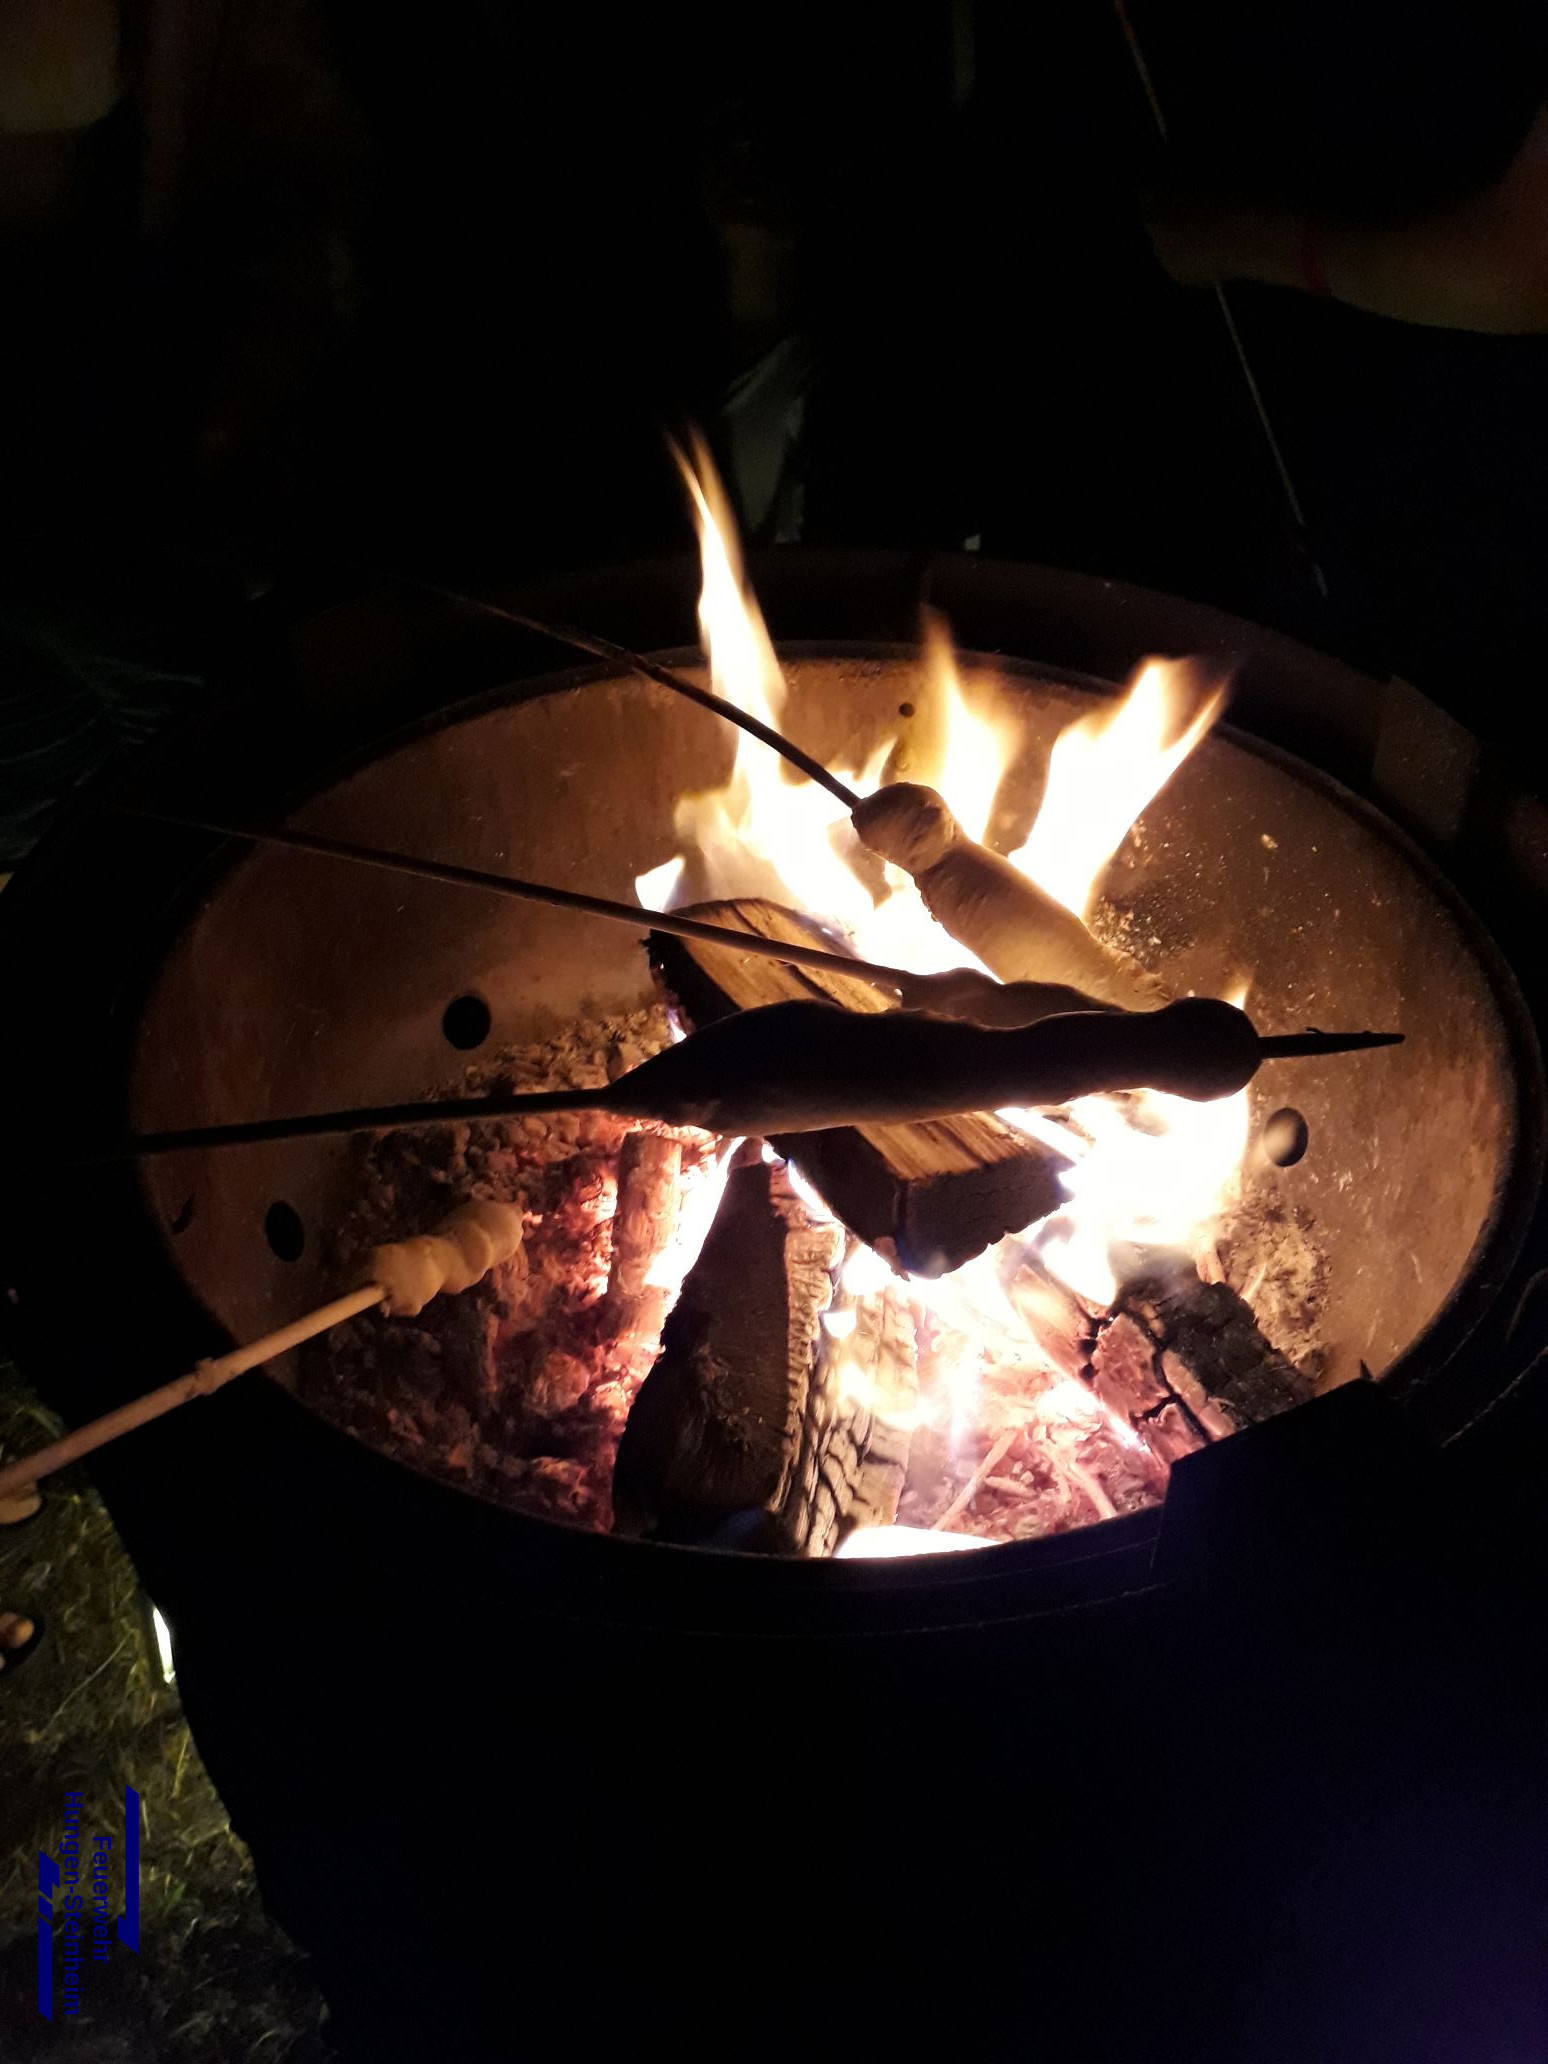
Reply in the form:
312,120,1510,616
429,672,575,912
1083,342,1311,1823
612,1157,917,1553
1102,1265,1315,1440
1009,1255,1315,1455
780,1275,918,1555
649,899,1067,1275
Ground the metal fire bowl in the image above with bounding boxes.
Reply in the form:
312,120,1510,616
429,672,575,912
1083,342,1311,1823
128,646,1524,1433
3,565,1540,2064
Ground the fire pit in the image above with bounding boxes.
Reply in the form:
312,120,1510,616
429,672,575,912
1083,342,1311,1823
3,537,1546,2060
113,501,1526,1565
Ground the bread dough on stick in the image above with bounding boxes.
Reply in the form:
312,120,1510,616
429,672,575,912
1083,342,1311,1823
370,1198,527,1318
852,784,1164,1010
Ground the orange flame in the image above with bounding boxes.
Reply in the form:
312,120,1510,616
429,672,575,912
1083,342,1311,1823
635,442,1252,1545
1011,658,1224,920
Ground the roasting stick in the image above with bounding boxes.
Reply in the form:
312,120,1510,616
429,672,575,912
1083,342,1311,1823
0,1201,524,1503
409,579,862,808
98,999,1402,1160
1110,0,1330,600
123,805,1094,1029
0,1287,385,1503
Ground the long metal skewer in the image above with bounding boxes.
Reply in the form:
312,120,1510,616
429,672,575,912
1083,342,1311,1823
124,806,933,998
409,578,863,810
95,1021,1399,1161
1111,0,1330,599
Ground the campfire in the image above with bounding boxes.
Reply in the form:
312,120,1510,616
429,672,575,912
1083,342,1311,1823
265,443,1357,1557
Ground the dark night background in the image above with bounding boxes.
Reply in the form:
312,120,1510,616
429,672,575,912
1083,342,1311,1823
6,11,1548,2060
4,0,1548,863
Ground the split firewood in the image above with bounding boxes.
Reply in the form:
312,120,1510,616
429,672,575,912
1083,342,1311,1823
611,1157,918,1553
1092,1262,1314,1451
602,1131,683,1354
851,782,1164,1010
780,1259,919,1555
1005,1252,1316,1460
649,899,1070,1276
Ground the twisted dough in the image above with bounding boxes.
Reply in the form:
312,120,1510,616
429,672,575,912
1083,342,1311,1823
851,783,1164,1010
369,1198,526,1318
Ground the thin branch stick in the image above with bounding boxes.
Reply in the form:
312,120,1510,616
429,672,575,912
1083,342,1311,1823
125,807,920,997
933,1428,1018,1531
0,1285,385,1501
408,577,864,810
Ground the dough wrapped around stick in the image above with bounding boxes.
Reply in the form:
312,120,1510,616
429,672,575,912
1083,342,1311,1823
369,1198,527,1318
852,783,1164,1010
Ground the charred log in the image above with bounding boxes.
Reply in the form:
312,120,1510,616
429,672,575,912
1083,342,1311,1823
612,1156,917,1553
1099,1263,1315,1441
780,1274,918,1555
1007,1254,1315,1456
649,898,1068,1275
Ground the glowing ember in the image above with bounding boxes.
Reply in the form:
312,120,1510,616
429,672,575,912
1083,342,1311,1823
643,1137,741,1292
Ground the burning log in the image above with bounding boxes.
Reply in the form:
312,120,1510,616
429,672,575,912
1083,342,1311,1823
1093,1262,1314,1447
1007,1253,1316,1458
649,899,1070,1275
612,1156,917,1553
792,1275,918,1549
602,1131,683,1354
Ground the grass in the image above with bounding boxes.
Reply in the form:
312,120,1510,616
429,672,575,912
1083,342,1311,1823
0,1367,330,2060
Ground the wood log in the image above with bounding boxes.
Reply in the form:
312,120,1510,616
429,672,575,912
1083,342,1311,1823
611,1157,918,1553
649,899,1069,1276
1007,1254,1316,1457
602,1131,683,1355
779,1266,919,1555
1096,1263,1314,1442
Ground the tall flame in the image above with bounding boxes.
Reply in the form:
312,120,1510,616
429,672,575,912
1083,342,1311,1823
892,609,1019,846
1012,659,1224,919
638,441,1248,1521
1003,654,1237,1306
658,436,876,930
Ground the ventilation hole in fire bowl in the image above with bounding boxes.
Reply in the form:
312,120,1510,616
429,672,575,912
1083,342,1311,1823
264,1202,306,1263
441,994,492,1051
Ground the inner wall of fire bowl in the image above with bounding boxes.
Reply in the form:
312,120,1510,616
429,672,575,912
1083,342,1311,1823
130,654,1514,1533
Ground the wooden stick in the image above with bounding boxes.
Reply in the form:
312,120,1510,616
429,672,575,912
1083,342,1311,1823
409,579,864,809
0,1285,385,1501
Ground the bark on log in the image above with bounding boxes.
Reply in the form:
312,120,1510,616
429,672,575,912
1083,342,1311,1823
612,1157,917,1553
602,1131,682,1355
1007,1254,1315,1457
649,899,1068,1276
1096,1263,1314,1444
779,1274,918,1555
